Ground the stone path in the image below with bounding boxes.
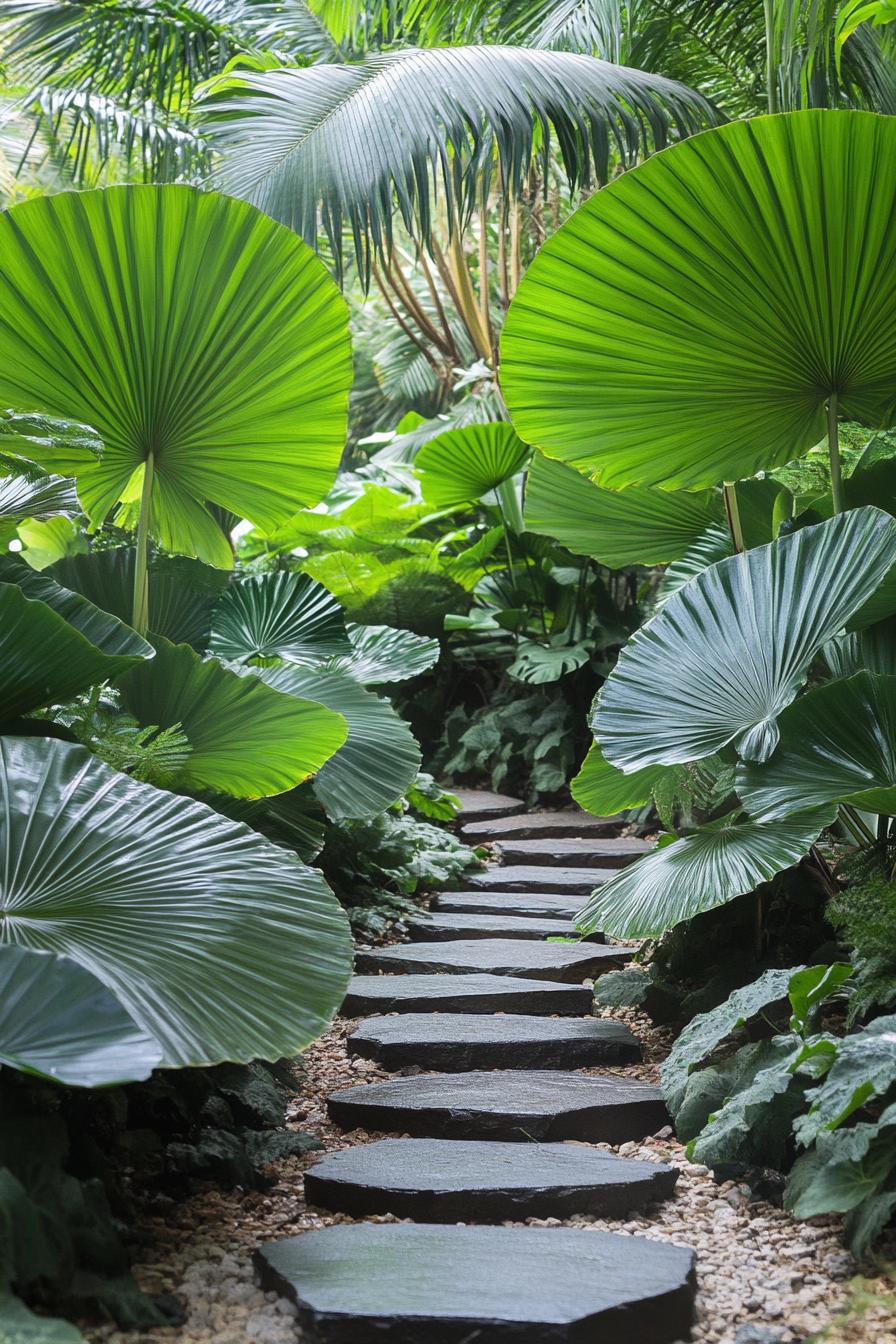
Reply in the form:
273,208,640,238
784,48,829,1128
257,794,698,1343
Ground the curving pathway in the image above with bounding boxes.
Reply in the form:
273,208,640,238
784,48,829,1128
256,791,698,1342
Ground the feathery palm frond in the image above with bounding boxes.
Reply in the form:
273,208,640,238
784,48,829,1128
201,43,718,276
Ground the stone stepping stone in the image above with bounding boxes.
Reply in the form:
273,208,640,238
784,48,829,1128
256,1223,697,1343
355,937,634,982
494,836,652,869
450,787,525,821
433,891,585,919
406,911,603,943
461,808,623,843
461,865,617,895
303,1136,678,1221
347,1012,641,1071
342,974,592,1017
329,1070,669,1143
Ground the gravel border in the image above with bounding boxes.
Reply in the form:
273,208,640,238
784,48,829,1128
81,1003,893,1344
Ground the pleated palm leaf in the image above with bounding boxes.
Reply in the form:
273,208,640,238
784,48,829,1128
200,44,717,275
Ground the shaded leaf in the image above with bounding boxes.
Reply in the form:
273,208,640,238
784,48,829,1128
325,623,440,684
0,736,353,1068
208,571,350,665
507,636,590,684
0,945,161,1087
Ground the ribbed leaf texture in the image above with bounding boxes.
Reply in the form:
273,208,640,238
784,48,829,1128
0,737,353,1067
208,571,351,665
325,623,441,684
416,422,531,509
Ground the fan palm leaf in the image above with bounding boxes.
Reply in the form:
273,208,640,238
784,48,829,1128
201,44,717,274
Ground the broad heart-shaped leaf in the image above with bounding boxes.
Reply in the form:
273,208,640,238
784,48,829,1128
207,571,350,665
796,1014,896,1143
51,548,232,650
325,623,440,684
523,453,721,567
501,111,896,490
738,672,896,819
416,423,531,510
571,743,668,816
0,473,78,521
595,508,896,770
0,186,352,559
0,554,151,660
661,967,801,1118
241,664,421,819
117,638,347,799
0,737,353,1068
0,576,152,720
577,809,834,941
507,636,590,685
0,945,161,1087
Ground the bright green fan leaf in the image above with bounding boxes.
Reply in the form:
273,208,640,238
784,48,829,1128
501,111,896,490
0,410,102,477
416,423,531,509
0,577,152,719
326,623,440,684
578,809,835,940
0,945,161,1087
507,636,590,685
0,737,353,1068
208,571,350,665
117,637,347,799
571,743,668,816
524,452,721,567
0,473,78,522
0,186,352,558
242,663,421,819
595,508,896,769
739,672,896,819
51,548,232,650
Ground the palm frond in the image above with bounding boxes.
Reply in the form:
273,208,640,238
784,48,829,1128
201,43,718,276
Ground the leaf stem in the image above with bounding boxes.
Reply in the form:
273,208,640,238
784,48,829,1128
827,394,844,514
133,449,154,637
763,0,779,113
723,481,744,553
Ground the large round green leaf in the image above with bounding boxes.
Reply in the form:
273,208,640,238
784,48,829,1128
738,672,896,819
51,548,232,650
523,452,721,567
0,945,161,1087
595,507,896,769
326,623,441,685
571,743,668,816
578,809,835,939
0,186,352,559
242,664,421,819
0,575,152,720
0,737,353,1068
117,638,347,799
416,423,531,509
501,111,896,490
207,571,350,665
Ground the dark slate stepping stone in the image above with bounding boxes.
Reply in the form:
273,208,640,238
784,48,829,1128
347,1013,641,1071
461,809,623,843
494,837,652,869
406,911,603,943
451,788,525,821
355,938,633,983
433,891,585,919
342,974,592,1017
304,1137,678,1221
461,865,617,895
329,1070,669,1143
256,1223,697,1344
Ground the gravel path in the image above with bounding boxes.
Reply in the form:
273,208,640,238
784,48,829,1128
82,1006,891,1344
